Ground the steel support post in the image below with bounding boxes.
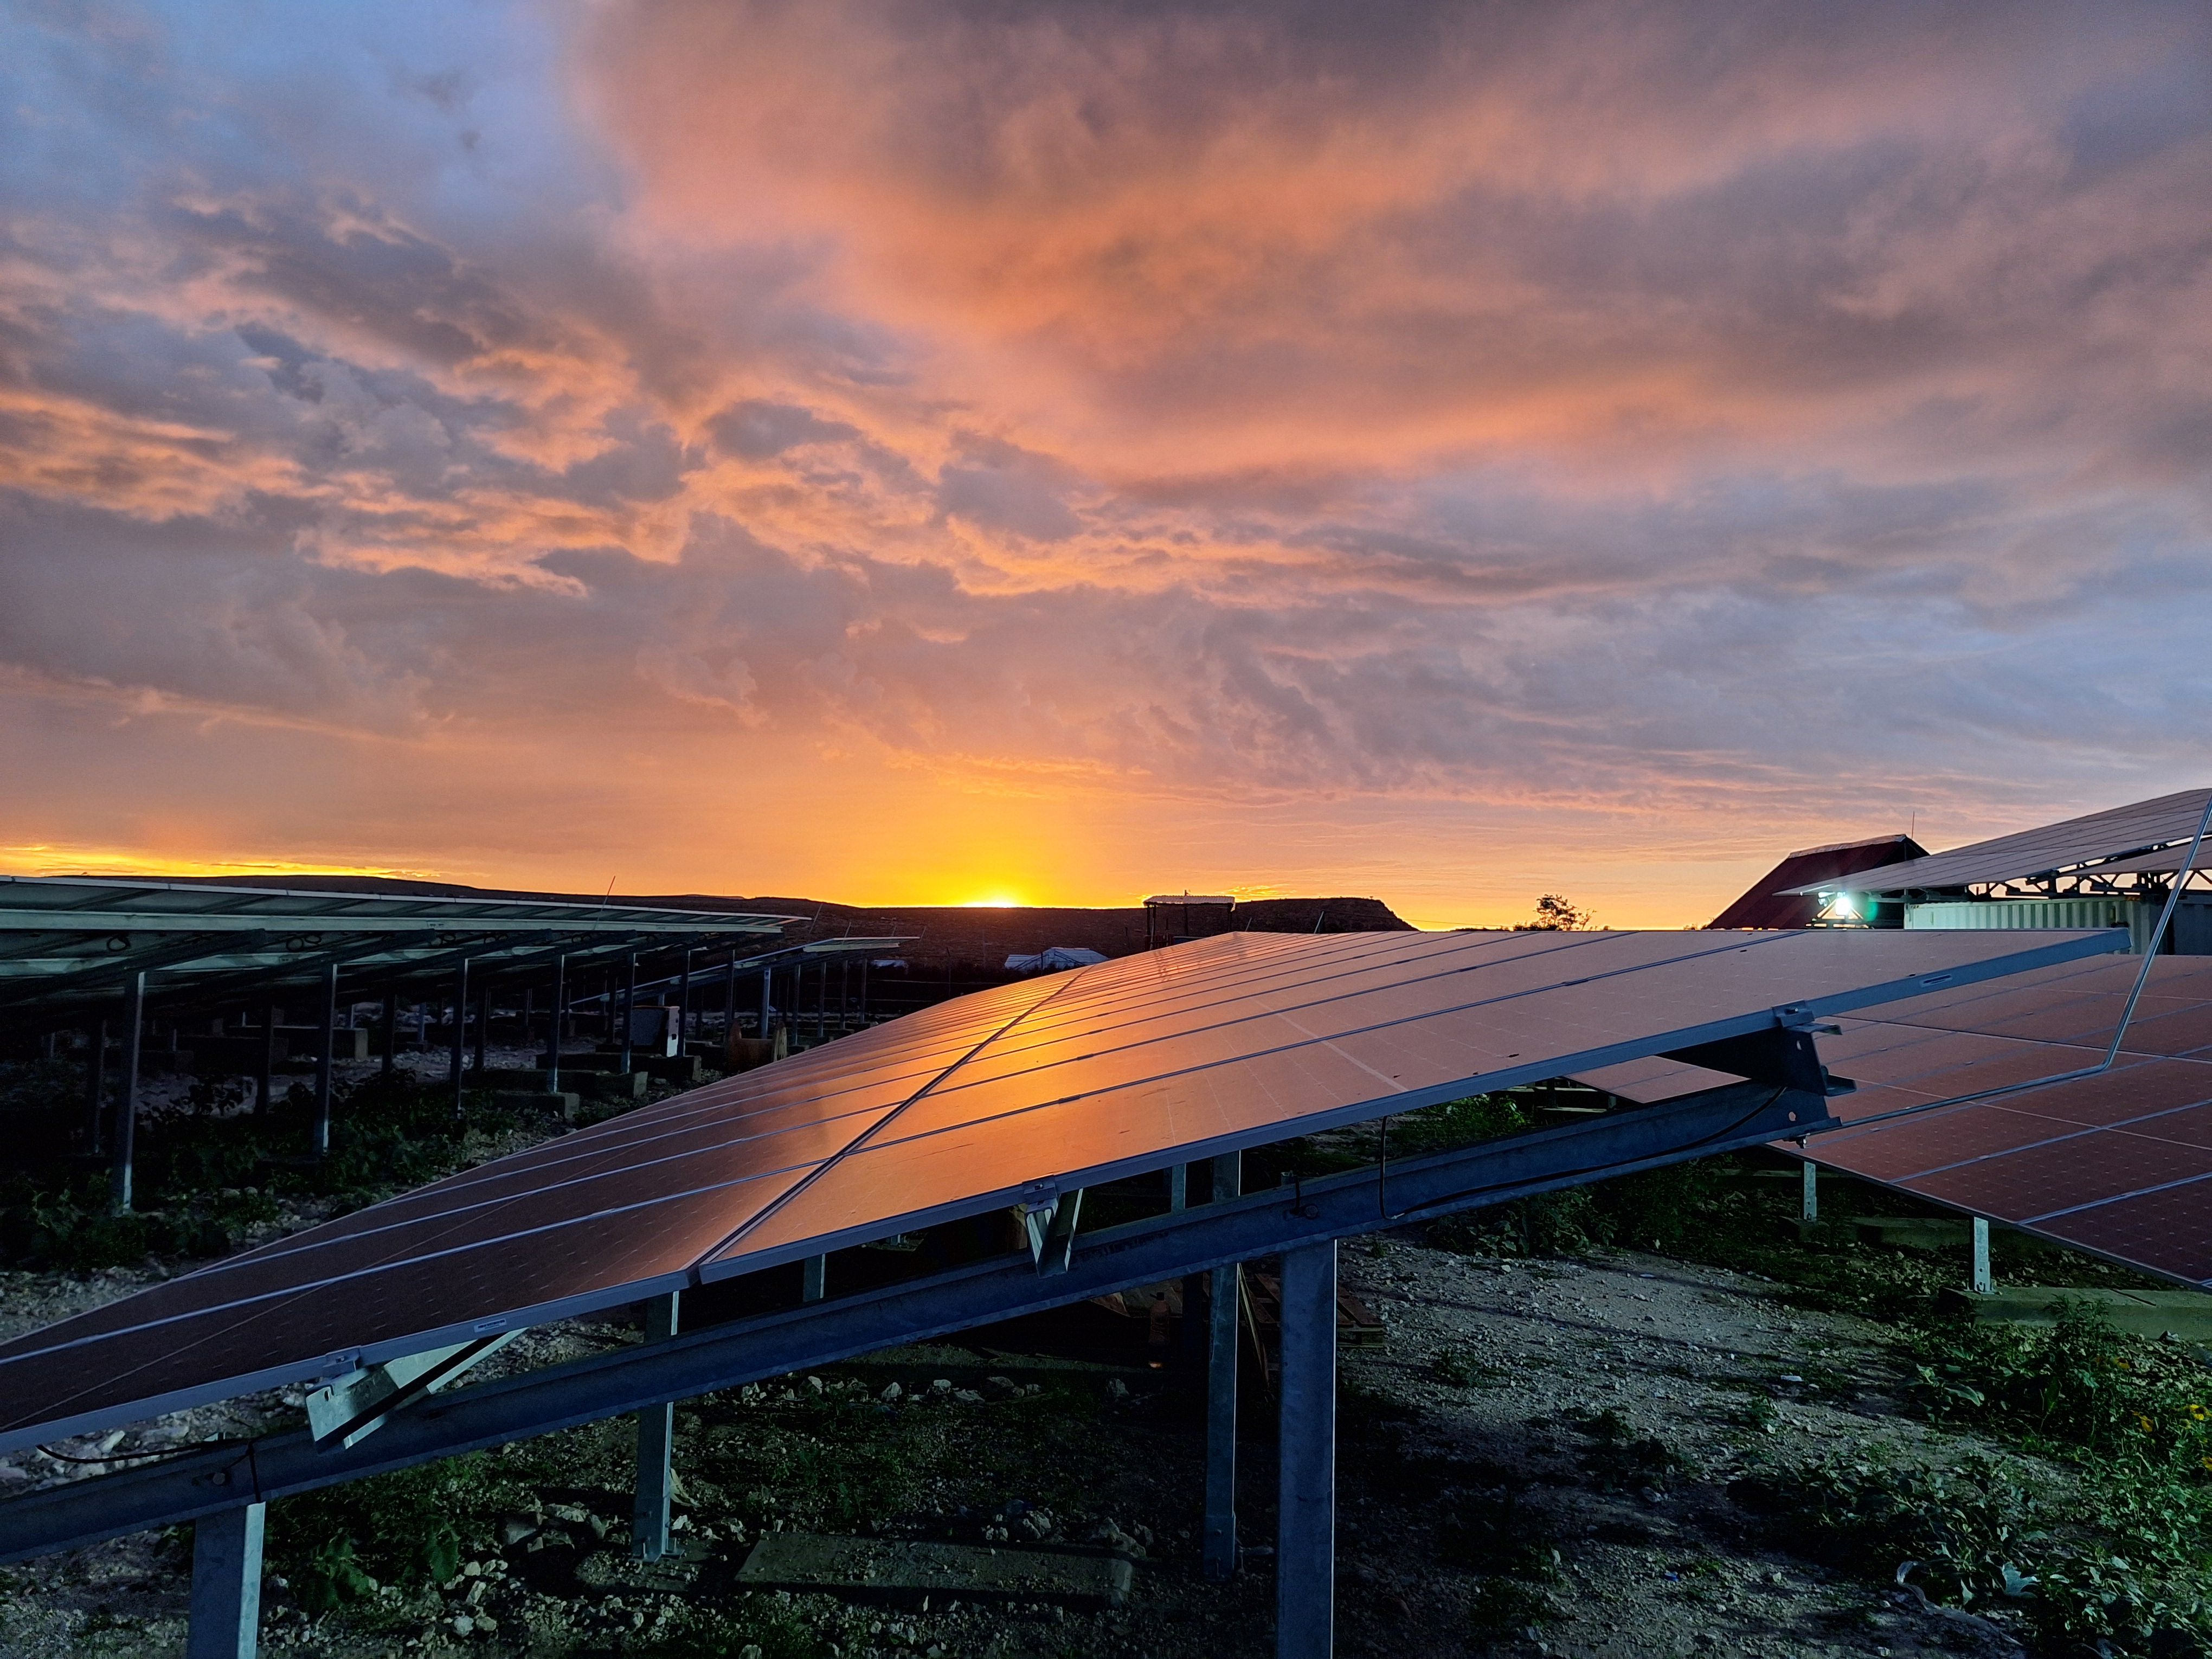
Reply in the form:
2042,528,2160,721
677,951,692,1046
858,959,869,1026
839,959,850,1033
545,954,567,1094
632,1291,681,1561
814,961,826,1042
379,990,397,1079
187,1500,265,1659
110,973,145,1214
1169,1165,1188,1211
1801,1160,1818,1224
758,966,771,1038
448,961,470,1118
472,977,490,1075
1203,1149,1243,1582
1972,1217,1993,1295
802,1255,827,1303
618,951,636,1075
82,1017,107,1154
310,961,337,1160
721,954,737,1046
1276,1239,1337,1659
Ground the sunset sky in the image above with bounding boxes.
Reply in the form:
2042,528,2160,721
3,2,2207,927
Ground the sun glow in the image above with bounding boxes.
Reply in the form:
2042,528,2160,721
962,893,1025,908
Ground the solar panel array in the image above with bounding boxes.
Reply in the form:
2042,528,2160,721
1793,788,2212,896
0,925,2118,1452
0,876,798,1017
1805,955,2212,1282
1579,954,2212,1284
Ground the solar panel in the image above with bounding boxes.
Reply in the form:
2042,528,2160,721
0,925,2119,1452
1788,788,2212,895
1584,955,2212,1285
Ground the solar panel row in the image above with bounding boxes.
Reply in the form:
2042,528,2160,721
0,925,2119,1453
1791,788,2212,896
1809,956,2212,1282
1580,954,2212,1285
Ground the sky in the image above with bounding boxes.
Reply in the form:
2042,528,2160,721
2,1,2208,927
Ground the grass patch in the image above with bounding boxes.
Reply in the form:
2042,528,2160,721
269,1446,542,1612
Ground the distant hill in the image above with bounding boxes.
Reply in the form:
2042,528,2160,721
149,876,1413,970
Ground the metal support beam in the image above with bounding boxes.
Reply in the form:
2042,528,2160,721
1972,1217,1993,1295
758,964,772,1037
632,1292,681,1561
545,953,567,1094
307,1334,518,1450
0,1081,1829,1563
188,1501,265,1659
1801,1160,1818,1224
618,951,636,1075
310,961,337,1160
677,950,692,1046
1204,1149,1242,1583
1169,1164,1188,1211
110,972,145,1213
448,959,470,1118
1276,1239,1336,1659
720,949,737,1045
802,1255,827,1303
472,975,490,1075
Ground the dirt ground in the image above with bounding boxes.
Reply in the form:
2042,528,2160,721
0,1215,2043,1659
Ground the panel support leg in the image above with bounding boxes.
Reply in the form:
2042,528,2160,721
449,959,470,1119
1276,1238,1336,1659
619,950,637,1074
188,1500,265,1659
633,1291,681,1560
472,975,490,1075
802,1255,827,1303
545,953,568,1094
1801,1160,1818,1224
1203,1149,1242,1583
1972,1216,1992,1295
110,972,145,1213
311,960,337,1159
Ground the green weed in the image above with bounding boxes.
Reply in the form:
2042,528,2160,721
270,1448,535,1610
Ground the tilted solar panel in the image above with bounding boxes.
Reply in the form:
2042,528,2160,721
1789,788,2212,895
0,926,2119,1452
1579,955,2212,1285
